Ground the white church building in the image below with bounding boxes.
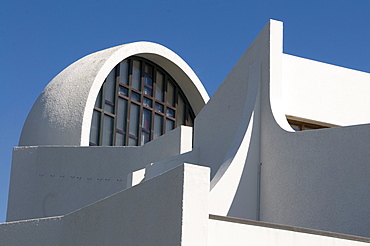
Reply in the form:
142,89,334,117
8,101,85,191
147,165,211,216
1,20,370,245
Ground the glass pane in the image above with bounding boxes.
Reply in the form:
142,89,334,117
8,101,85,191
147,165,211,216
155,103,164,113
143,97,152,108
118,86,128,97
166,80,175,106
144,64,153,96
129,103,139,137
290,124,301,131
128,137,137,146
177,95,185,126
102,115,114,146
117,98,127,131
95,89,102,109
119,60,129,85
104,102,114,114
132,60,141,91
116,132,125,146
154,114,163,139
141,132,150,146
144,64,153,79
105,68,116,103
166,108,175,118
155,71,164,101
90,110,101,145
144,75,153,86
142,109,151,131
166,119,174,133
144,85,152,96
132,91,141,102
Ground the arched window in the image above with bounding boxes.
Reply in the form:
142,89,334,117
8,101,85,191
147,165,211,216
89,56,195,146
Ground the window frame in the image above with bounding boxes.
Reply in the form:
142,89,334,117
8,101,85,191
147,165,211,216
89,56,195,146
286,115,339,131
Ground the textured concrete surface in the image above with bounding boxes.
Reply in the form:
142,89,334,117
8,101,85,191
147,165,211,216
19,42,209,146
8,126,193,221
209,216,369,246
283,54,370,126
2,164,210,246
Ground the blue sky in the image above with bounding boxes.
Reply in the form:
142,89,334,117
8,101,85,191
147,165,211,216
1,0,370,223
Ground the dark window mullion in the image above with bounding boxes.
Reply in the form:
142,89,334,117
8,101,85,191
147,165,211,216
138,105,144,146
116,62,121,84
153,67,158,100
125,68,133,145
112,73,120,146
128,58,133,88
150,99,155,141
98,82,107,145
184,103,189,126
137,61,145,146
174,86,178,126
163,74,168,134
140,61,144,92
150,67,157,141
125,100,132,144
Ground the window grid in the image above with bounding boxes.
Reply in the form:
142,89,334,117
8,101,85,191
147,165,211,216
89,56,195,146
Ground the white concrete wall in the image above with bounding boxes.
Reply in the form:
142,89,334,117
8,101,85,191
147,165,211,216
7,126,192,221
258,21,370,238
191,18,370,238
191,21,282,220
2,163,210,246
61,163,209,246
192,18,370,238
282,54,370,126
19,42,208,147
208,218,369,246
260,124,370,237
0,216,63,245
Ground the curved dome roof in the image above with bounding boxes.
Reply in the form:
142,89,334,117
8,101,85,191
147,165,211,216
19,42,209,146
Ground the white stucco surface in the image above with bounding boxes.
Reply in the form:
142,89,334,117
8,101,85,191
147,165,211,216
260,124,370,237
258,21,370,238
195,19,370,237
2,163,210,246
0,216,63,245
283,54,370,126
195,20,272,220
61,163,209,246
19,42,208,147
5,160,367,246
208,218,369,246
8,126,193,221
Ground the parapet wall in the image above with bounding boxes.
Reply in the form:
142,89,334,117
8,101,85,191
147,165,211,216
7,126,192,221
